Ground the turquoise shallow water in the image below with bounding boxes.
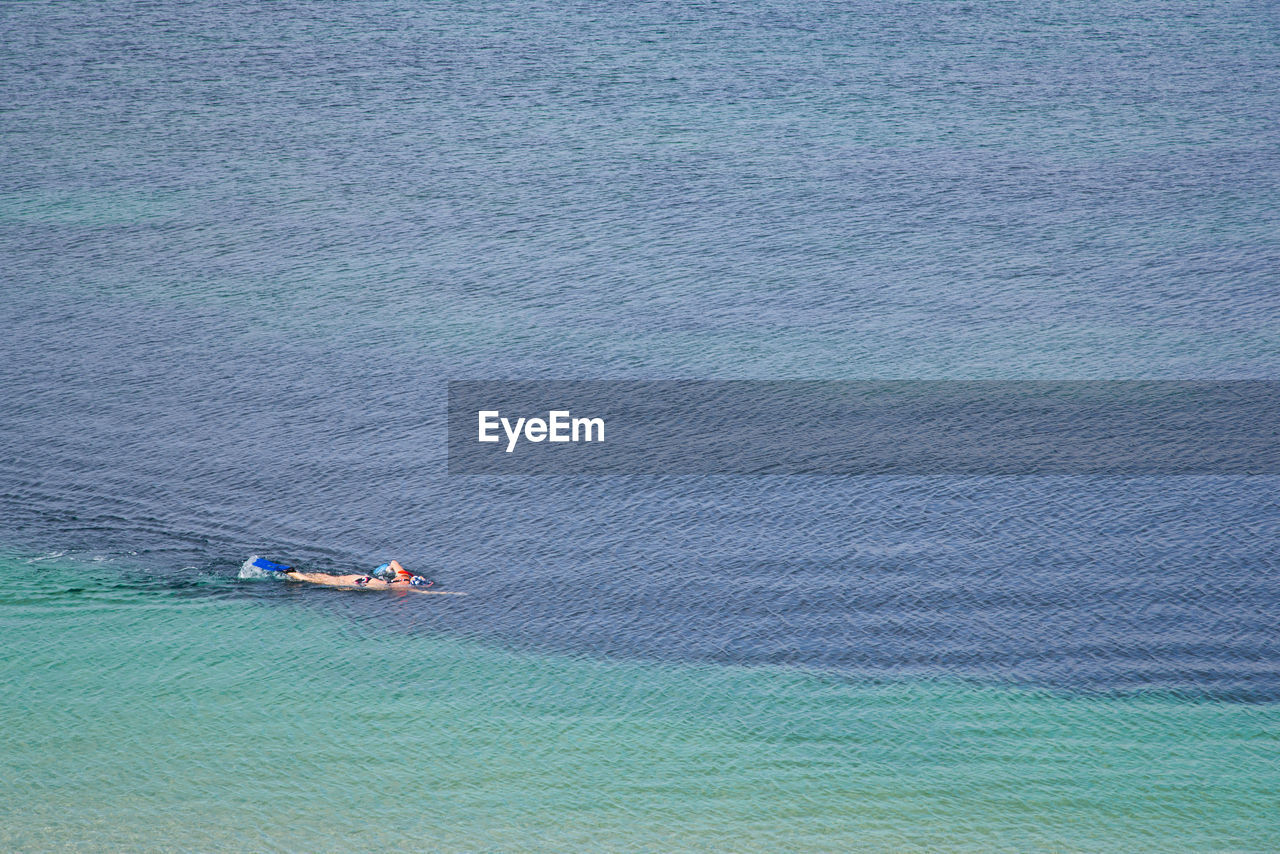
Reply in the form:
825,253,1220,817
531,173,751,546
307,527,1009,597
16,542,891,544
3,552,1277,853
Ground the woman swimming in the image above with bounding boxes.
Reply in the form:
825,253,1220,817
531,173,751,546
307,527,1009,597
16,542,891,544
252,556,434,590
288,558,434,590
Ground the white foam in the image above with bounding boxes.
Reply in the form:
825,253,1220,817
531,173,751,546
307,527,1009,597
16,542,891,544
239,554,271,579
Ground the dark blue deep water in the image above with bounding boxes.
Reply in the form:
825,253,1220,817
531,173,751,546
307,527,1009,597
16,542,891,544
5,3,1280,849
3,2,1279,698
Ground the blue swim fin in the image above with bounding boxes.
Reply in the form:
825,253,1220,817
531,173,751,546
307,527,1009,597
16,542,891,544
252,557,293,573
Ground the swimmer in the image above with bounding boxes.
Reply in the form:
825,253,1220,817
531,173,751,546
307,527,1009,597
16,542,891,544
287,559,434,590
251,556,436,591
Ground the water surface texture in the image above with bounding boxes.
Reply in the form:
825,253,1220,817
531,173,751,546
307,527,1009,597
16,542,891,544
2,0,1279,850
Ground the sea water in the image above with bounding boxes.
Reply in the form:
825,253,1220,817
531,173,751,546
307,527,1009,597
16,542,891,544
2,0,1279,850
